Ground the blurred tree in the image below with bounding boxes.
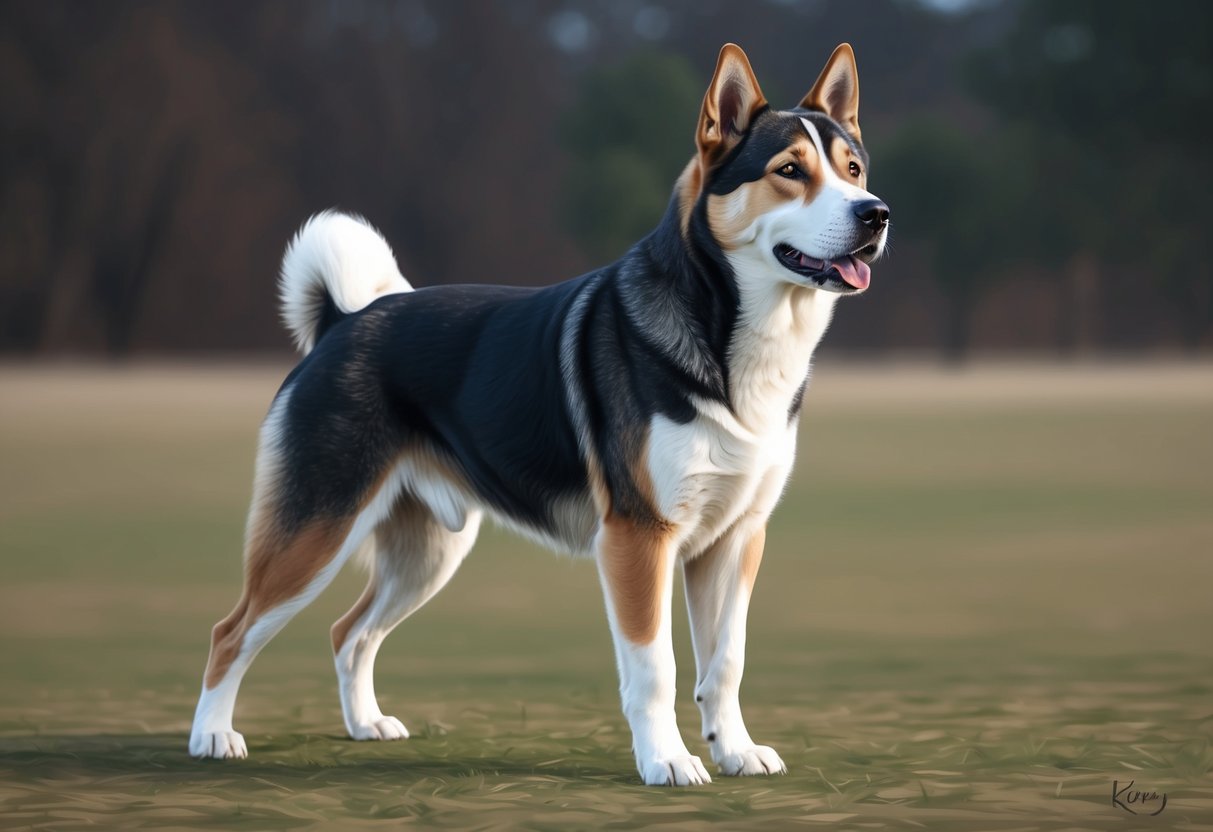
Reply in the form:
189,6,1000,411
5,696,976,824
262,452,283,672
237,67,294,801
560,50,701,262
968,0,1213,351
0,0,580,355
1,0,1205,356
873,121,1031,361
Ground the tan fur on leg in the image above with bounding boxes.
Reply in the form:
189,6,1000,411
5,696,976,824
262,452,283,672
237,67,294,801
204,519,349,688
598,516,674,645
331,578,377,654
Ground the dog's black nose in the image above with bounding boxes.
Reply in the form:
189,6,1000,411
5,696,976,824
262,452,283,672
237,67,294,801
853,199,890,230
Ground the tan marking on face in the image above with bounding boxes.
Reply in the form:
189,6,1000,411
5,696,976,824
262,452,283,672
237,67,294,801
676,157,703,234
599,515,673,644
740,526,766,589
828,136,866,190
331,578,377,653
705,138,823,250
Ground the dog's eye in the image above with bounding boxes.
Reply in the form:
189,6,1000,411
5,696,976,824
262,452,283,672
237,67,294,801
776,163,800,178
848,160,862,178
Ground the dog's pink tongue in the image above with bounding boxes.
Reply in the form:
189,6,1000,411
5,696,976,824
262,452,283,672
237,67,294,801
831,255,871,290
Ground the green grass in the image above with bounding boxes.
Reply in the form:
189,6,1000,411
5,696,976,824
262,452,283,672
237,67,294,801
1,362,1211,829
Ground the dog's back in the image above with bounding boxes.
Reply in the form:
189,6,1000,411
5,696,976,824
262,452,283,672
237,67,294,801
189,43,889,787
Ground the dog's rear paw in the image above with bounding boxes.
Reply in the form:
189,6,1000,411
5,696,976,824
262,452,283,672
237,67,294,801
189,730,248,759
640,754,712,786
717,744,786,776
349,716,410,741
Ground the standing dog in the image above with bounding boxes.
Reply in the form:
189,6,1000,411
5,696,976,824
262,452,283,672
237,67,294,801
190,43,888,786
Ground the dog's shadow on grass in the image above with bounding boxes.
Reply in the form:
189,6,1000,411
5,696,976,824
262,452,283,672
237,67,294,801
0,732,634,786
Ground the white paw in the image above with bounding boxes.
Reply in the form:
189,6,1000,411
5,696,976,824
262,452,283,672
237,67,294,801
189,730,248,759
717,744,786,776
348,716,410,741
639,754,713,786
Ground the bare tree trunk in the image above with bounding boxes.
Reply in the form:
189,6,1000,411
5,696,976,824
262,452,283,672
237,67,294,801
99,140,195,357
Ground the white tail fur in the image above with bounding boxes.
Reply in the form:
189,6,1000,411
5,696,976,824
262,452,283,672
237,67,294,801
278,211,412,354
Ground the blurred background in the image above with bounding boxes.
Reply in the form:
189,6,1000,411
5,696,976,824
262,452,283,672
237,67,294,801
2,0,1210,360
2,3,1213,828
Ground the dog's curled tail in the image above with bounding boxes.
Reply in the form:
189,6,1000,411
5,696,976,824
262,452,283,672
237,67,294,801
278,210,412,354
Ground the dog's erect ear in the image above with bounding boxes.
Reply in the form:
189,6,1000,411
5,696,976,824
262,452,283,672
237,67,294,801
801,43,861,139
697,44,767,167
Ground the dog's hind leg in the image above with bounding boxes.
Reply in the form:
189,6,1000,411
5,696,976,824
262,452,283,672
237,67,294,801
332,497,480,741
188,391,404,759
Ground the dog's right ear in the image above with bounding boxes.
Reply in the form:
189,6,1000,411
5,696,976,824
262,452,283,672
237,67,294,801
697,44,767,169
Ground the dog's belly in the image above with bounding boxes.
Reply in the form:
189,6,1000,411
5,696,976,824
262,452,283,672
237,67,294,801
648,410,797,557
483,491,600,557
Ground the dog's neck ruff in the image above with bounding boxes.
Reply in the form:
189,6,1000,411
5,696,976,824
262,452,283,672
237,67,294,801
727,255,836,430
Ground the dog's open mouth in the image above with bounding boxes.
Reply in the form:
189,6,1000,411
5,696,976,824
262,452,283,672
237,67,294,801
774,244,871,293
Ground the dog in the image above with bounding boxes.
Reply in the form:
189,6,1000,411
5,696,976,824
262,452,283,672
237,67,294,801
189,42,889,786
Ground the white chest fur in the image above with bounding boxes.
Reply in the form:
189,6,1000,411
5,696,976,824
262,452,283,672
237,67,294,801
647,279,836,557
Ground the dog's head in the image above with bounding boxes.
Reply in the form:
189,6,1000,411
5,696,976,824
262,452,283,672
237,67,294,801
681,44,888,295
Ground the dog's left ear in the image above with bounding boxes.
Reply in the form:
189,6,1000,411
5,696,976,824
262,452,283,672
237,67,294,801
801,43,861,139
697,44,767,168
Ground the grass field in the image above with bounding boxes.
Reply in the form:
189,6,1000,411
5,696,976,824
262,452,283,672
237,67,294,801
1,361,1211,831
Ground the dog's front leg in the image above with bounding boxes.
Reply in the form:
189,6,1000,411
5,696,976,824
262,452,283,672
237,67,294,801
682,521,786,776
596,516,711,786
